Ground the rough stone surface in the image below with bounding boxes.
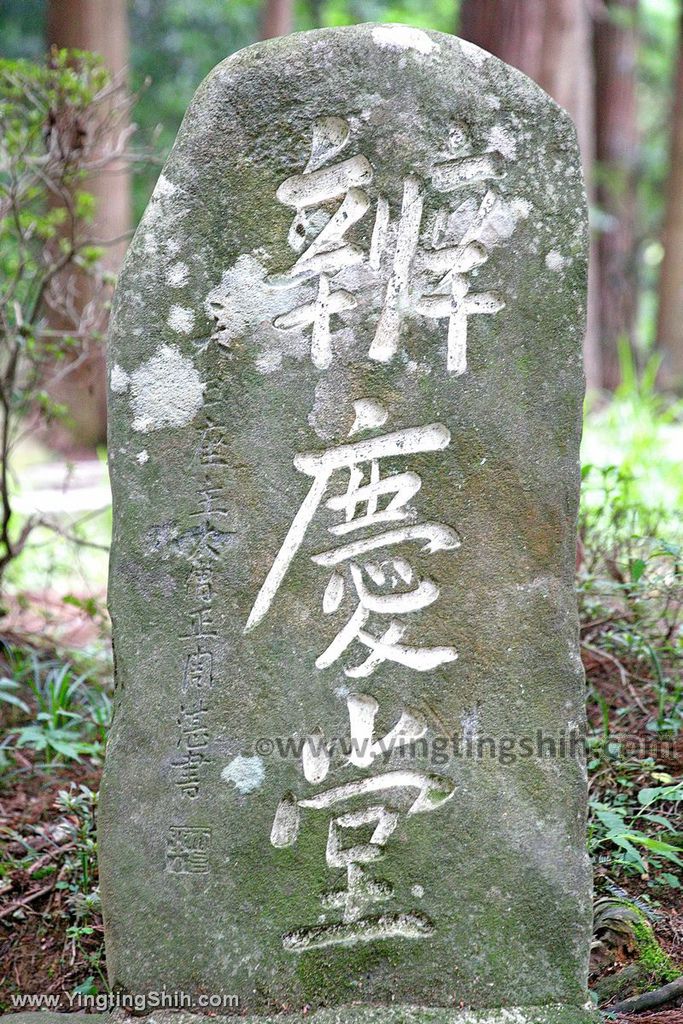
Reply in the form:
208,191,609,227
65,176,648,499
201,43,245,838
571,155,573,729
0,1010,598,1024
0,1016,112,1023
102,22,591,1021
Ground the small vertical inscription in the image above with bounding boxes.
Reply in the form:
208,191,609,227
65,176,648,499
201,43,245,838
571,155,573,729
170,381,233,800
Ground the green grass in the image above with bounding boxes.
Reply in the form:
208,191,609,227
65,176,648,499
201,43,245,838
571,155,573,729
582,345,683,528
0,645,111,770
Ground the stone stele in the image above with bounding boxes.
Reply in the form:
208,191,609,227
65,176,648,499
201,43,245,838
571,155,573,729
97,22,594,1024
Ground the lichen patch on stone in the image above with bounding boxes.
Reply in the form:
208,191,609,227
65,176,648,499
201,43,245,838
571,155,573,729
206,254,308,360
545,250,568,272
110,363,130,394
459,39,492,66
168,261,190,288
152,173,177,199
372,25,436,55
488,124,517,160
168,305,196,334
255,350,283,374
221,755,265,794
129,345,204,433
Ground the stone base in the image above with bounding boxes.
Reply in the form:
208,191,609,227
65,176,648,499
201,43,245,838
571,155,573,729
0,1005,600,1024
0,1017,112,1024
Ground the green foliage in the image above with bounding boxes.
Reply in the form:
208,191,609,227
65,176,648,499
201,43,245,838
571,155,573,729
581,354,682,901
0,645,111,768
0,0,44,60
0,51,136,585
589,783,682,879
0,675,30,714
637,0,680,349
581,349,683,756
579,479,682,738
302,0,456,30
583,345,683,520
55,784,100,905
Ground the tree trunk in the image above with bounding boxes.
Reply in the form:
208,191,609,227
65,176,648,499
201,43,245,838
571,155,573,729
46,0,132,450
458,0,603,391
458,0,545,77
594,0,639,390
657,8,683,389
261,0,294,40
570,0,602,396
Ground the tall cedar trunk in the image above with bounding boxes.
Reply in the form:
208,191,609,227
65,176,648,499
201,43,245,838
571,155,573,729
46,0,132,450
458,0,546,78
594,0,639,390
459,0,602,391
657,7,683,388
261,0,294,40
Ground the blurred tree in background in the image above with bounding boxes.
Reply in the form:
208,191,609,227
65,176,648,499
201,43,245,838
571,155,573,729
593,0,638,391
658,0,683,385
1,0,683,444
0,51,137,579
44,0,132,447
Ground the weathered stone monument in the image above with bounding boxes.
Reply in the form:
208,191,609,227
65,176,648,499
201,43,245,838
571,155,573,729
99,22,593,1024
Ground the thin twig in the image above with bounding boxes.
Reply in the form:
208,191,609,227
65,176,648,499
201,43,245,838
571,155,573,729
0,881,54,920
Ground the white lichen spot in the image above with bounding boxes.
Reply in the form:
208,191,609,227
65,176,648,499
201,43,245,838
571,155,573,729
136,450,149,465
167,305,195,335
109,363,130,394
221,755,265,794
488,124,517,160
168,262,189,288
207,254,306,354
129,345,204,433
459,39,491,66
372,24,436,55
411,884,425,899
153,174,176,199
545,250,568,272
255,350,283,374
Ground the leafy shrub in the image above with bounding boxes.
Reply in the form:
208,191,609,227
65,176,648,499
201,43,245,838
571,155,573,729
0,50,137,584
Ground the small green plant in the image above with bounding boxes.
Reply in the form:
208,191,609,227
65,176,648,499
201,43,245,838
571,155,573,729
56,784,106,988
0,675,30,714
56,785,99,901
0,645,111,766
589,775,682,882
